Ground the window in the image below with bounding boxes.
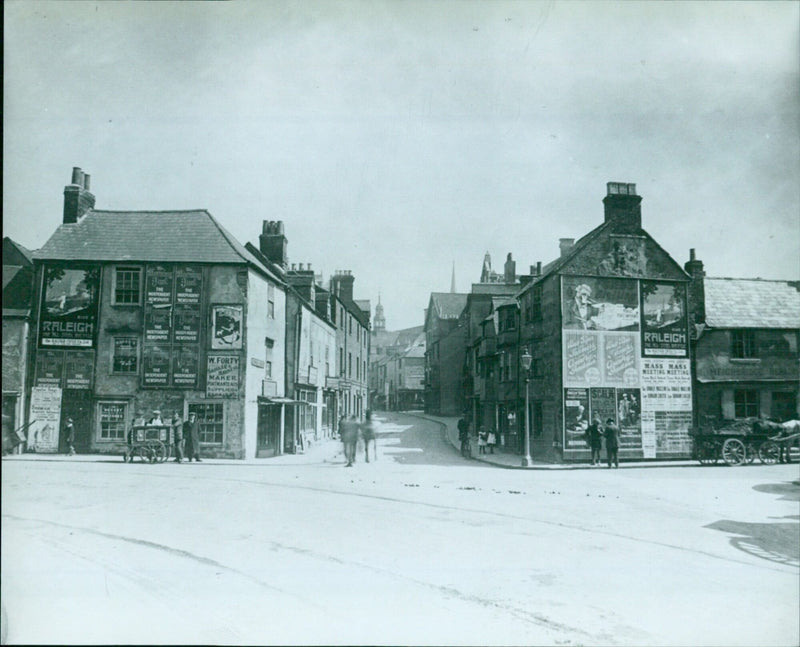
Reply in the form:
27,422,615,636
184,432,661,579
339,348,345,376
265,361,272,378
268,284,275,319
734,390,759,419
98,402,127,440
188,403,224,444
112,337,138,373
532,285,542,321
348,352,352,378
113,266,141,305
731,330,756,359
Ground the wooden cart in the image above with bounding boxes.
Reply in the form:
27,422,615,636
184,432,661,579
692,418,799,466
124,425,173,463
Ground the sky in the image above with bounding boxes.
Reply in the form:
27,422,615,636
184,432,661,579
4,1,799,330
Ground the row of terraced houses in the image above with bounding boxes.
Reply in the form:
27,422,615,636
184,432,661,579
3,168,370,459
424,182,800,463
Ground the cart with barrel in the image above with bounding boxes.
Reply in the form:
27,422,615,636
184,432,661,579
124,425,173,463
693,417,800,466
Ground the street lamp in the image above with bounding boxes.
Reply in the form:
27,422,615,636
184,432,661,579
520,346,533,467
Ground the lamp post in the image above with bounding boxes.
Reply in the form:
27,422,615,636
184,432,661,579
520,346,533,467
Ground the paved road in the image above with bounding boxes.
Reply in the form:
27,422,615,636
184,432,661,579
2,413,799,645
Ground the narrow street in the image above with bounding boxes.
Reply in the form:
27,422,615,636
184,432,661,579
2,413,799,646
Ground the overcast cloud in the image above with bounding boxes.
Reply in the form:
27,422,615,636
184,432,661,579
4,1,799,329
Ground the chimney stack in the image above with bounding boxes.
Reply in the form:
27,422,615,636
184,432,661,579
684,248,706,325
603,182,642,231
259,220,288,268
331,270,355,302
559,238,575,258
63,167,96,224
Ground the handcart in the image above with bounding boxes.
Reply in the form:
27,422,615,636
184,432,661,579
692,417,800,466
124,425,173,463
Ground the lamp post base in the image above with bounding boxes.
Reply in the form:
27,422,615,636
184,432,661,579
521,456,533,467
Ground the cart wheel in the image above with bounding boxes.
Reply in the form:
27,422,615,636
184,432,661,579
152,441,167,463
698,440,719,465
758,441,780,465
722,438,746,466
744,442,758,464
134,446,150,462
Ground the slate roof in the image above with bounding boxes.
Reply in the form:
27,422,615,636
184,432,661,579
429,292,468,319
3,265,22,290
33,210,265,269
704,278,800,329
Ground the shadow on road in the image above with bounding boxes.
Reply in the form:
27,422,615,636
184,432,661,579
753,480,800,502
706,518,800,567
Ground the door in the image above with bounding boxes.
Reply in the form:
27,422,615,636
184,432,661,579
256,404,281,458
60,392,93,453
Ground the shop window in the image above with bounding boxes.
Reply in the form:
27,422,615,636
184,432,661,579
98,402,127,440
731,330,756,359
113,266,141,305
188,402,224,444
112,337,139,374
734,390,759,419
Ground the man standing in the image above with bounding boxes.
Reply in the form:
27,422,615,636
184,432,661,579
184,412,201,462
587,416,603,466
604,417,620,469
171,411,184,463
340,415,358,467
457,417,470,458
64,418,75,456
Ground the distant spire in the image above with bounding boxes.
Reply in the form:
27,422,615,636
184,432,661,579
450,262,456,293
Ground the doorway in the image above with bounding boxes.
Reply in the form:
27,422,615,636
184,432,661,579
60,392,93,453
257,404,281,457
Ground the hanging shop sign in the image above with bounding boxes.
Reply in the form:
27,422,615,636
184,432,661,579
640,281,688,357
211,305,243,350
207,354,240,398
39,266,100,348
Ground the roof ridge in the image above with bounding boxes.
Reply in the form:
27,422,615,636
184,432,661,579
706,276,799,283
90,208,211,214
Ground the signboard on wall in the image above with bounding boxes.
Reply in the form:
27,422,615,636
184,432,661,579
144,305,172,343
207,355,240,398
640,358,692,456
562,276,639,332
35,350,65,386
64,350,94,390
39,267,100,348
146,265,173,304
142,344,171,386
564,388,590,449
175,266,203,304
28,386,62,452
640,281,688,357
211,305,243,350
172,346,199,388
172,304,201,344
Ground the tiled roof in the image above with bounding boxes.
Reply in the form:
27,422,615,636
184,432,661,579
3,265,22,290
33,210,264,267
704,278,800,328
430,292,468,319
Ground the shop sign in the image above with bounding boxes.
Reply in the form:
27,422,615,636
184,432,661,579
64,350,94,390
28,386,62,453
640,281,688,357
146,265,173,304
175,266,202,304
39,267,100,348
142,343,171,387
211,305,243,350
207,354,240,398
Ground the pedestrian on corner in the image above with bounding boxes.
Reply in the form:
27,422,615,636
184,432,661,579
171,411,184,463
184,411,202,462
64,418,75,456
587,416,603,466
487,429,497,454
361,410,376,463
477,427,487,454
604,417,620,469
457,417,470,458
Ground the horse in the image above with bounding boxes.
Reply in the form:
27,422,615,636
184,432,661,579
753,418,800,463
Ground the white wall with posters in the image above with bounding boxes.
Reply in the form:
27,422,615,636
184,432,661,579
561,276,692,458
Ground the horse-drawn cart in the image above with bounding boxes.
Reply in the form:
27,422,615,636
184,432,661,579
124,425,173,463
693,418,800,466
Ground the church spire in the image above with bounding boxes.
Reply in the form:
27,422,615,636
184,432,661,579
450,262,456,293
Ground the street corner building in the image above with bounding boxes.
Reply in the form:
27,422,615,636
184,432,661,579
25,168,291,459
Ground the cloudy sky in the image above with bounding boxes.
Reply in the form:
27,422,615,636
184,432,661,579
4,1,799,330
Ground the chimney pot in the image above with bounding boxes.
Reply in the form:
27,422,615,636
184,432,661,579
83,173,91,191
559,238,575,258
536,261,542,275
690,248,696,262
71,167,83,185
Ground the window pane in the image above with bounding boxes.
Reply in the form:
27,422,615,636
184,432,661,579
100,403,127,440
113,338,138,373
115,268,141,304
188,403,223,444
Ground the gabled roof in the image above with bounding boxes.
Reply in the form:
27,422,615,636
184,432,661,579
33,210,265,268
704,278,800,328
3,238,34,265
429,292,468,320
3,265,22,290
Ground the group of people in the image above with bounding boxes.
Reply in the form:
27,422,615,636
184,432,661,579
339,410,376,467
127,409,202,463
585,417,620,468
457,419,497,457
476,427,497,454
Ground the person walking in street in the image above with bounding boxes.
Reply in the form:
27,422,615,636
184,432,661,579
184,411,201,462
171,411,184,463
457,417,471,458
604,417,620,468
340,415,358,467
361,410,376,463
487,429,497,454
587,416,603,465
64,418,75,456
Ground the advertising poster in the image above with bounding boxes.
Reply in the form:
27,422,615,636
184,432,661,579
563,331,602,386
28,386,62,452
64,351,94,390
142,344,171,386
207,354,240,398
640,358,692,456
589,388,617,426
39,266,100,348
146,265,173,304
562,276,639,331
175,266,202,304
641,281,688,357
211,305,243,350
35,350,65,386
144,305,172,343
172,346,199,387
616,388,642,450
172,304,201,344
564,388,589,449
603,333,639,386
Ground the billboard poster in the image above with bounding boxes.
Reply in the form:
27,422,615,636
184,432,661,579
602,333,639,386
640,358,692,456
28,386,62,452
172,346,199,388
589,388,617,427
39,266,100,348
563,331,602,386
616,388,642,450
172,304,201,344
142,344,171,386
562,276,639,332
64,350,94,390
146,265,173,304
175,266,202,304
207,354,240,398
35,350,65,386
211,305,243,350
144,305,172,343
640,281,688,357
564,388,589,449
